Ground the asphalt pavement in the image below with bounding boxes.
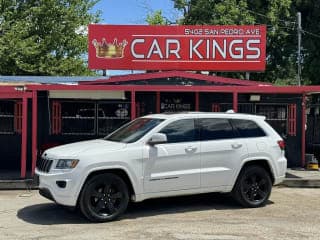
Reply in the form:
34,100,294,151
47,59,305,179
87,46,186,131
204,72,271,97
0,187,319,240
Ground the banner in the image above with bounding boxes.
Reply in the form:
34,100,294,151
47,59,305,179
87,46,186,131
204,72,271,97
88,24,266,71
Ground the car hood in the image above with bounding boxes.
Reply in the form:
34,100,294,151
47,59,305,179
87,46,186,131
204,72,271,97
43,139,126,158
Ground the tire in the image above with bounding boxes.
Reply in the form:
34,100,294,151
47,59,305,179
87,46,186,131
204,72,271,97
232,165,272,208
79,173,129,222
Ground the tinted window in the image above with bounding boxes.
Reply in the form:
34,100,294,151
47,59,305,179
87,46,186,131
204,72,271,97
159,119,196,143
231,119,266,138
105,118,164,143
199,118,235,141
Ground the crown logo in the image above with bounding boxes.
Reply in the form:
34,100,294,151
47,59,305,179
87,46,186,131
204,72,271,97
92,38,128,58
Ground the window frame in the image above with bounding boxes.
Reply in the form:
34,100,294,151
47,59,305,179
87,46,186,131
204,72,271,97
50,100,132,136
0,100,17,135
59,100,96,136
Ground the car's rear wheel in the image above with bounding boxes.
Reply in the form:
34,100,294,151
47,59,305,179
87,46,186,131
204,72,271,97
232,165,272,208
79,173,129,222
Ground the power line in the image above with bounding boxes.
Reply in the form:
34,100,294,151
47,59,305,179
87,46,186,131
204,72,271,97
246,9,296,25
302,29,320,39
242,8,320,40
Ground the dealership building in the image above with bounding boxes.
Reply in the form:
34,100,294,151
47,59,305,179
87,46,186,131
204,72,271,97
1,25,319,179
1,71,320,179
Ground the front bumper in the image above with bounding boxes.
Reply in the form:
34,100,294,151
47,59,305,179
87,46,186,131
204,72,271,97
35,169,80,206
39,188,55,202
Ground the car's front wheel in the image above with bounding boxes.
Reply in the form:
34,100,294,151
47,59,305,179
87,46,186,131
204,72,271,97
79,173,129,222
232,165,272,208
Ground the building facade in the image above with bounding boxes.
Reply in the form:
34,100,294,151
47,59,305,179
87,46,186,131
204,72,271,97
0,71,319,179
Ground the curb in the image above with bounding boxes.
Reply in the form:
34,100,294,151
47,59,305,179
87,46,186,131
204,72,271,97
0,179,38,190
280,179,320,188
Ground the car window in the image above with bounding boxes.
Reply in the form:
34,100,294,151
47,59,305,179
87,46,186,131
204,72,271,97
159,119,197,143
199,118,235,141
105,118,164,143
231,119,266,138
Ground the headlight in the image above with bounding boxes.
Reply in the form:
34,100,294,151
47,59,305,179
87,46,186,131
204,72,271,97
55,159,79,169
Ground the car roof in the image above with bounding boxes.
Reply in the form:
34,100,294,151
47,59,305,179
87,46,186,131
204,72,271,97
142,111,266,121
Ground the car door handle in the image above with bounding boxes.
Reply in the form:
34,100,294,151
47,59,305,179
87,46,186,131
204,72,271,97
231,143,243,149
185,146,197,153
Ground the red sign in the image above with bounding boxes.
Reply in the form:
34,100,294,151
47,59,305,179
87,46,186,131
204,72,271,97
88,25,266,71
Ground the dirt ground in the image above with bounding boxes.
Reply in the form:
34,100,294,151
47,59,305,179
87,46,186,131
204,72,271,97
0,187,319,240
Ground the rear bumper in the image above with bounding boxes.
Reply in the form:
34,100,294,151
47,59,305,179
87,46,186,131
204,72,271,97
274,156,287,185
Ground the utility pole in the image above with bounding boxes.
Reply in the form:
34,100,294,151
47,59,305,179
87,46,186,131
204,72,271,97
297,12,302,86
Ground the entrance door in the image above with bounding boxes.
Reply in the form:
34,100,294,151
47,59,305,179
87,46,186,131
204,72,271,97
143,118,201,193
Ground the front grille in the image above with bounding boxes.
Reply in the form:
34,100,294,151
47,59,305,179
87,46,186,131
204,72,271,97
36,157,53,173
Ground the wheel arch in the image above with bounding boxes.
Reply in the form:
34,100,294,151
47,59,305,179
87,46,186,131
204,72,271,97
77,167,137,206
236,159,275,185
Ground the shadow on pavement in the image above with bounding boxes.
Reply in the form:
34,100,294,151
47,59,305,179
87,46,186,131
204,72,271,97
17,203,88,225
17,193,274,225
125,193,240,219
285,172,301,178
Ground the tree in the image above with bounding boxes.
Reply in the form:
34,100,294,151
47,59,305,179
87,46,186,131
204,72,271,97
0,0,100,76
170,0,297,83
146,10,170,25
293,0,320,84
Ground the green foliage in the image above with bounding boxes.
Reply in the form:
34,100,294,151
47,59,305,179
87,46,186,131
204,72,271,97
293,0,320,84
182,0,255,25
0,0,100,76
170,0,298,84
146,10,168,25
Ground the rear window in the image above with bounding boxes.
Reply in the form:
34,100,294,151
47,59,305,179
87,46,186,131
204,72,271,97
231,119,266,138
199,118,236,141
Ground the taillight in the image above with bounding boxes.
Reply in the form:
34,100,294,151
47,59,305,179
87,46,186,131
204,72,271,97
277,140,285,150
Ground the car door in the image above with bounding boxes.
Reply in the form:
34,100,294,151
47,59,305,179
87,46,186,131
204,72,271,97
199,118,248,188
143,118,201,193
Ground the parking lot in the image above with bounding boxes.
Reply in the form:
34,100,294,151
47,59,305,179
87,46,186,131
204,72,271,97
0,187,319,240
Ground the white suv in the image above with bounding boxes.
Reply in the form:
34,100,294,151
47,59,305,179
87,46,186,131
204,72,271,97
36,112,287,222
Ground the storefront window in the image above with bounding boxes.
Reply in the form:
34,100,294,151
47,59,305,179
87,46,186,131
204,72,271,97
61,102,95,135
97,102,131,135
0,101,15,134
52,101,131,136
256,104,287,136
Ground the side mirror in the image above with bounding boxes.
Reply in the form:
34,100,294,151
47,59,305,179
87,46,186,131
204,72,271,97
148,133,167,145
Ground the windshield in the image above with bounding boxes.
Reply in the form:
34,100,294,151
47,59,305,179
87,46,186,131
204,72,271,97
105,118,164,143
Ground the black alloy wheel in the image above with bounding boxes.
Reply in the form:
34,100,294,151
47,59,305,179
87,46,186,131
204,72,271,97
79,173,129,222
232,165,272,208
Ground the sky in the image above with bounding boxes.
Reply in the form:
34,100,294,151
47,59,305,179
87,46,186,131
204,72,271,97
92,0,179,25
